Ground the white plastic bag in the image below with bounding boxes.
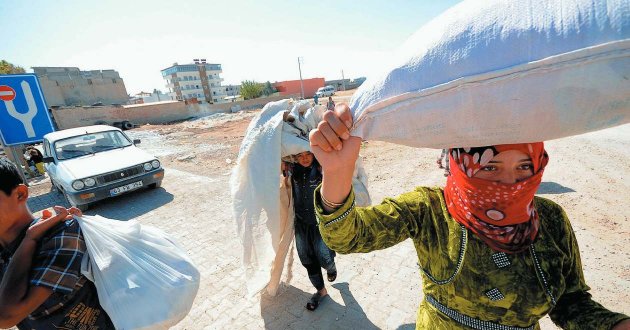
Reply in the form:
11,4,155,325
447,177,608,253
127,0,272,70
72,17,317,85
350,0,630,148
77,215,200,330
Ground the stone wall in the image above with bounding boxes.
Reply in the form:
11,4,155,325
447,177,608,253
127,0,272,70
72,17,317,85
36,69,129,106
51,94,299,130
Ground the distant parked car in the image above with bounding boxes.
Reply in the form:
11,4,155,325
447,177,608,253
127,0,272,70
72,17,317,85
42,125,164,211
315,85,336,98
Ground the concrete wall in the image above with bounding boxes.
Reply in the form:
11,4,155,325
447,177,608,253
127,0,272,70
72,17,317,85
51,94,299,130
37,72,129,106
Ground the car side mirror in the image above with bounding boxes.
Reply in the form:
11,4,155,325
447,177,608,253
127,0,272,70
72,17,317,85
133,139,141,144
43,157,55,164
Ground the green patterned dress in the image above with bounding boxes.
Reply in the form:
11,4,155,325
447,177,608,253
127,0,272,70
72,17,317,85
316,186,629,330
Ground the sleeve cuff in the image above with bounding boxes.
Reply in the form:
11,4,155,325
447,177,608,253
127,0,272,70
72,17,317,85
315,185,355,226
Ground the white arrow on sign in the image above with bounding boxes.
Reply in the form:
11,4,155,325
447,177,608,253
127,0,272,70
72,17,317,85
2,81,38,138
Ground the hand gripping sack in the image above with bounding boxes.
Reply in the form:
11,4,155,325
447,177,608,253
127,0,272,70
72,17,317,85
76,215,200,330
350,0,630,148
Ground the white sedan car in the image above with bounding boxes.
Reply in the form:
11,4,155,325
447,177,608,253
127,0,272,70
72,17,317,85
42,125,164,211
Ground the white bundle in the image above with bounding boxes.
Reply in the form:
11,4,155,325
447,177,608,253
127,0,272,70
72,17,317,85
231,99,371,296
350,0,630,148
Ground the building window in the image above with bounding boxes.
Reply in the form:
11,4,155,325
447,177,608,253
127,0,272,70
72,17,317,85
87,79,93,85
214,99,218,102
213,91,216,95
211,83,215,87
196,85,199,88
112,79,117,83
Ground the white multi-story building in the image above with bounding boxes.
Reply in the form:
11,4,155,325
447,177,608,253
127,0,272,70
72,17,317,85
161,59,227,104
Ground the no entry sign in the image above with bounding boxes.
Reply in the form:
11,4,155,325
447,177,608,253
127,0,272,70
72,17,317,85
0,85,16,101
0,74,55,145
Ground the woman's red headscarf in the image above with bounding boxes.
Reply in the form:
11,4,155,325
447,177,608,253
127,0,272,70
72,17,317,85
444,143,549,253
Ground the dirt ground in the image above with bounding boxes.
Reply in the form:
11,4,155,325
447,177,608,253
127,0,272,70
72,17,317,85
23,89,629,328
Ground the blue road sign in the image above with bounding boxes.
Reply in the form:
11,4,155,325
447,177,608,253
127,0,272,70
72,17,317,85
0,74,55,146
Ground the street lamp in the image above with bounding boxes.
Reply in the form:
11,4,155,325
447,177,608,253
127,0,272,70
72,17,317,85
297,57,304,99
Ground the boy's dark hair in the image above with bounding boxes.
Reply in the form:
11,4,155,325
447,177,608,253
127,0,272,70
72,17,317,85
0,158,23,196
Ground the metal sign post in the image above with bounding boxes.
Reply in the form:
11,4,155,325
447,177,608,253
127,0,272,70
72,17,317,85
0,140,30,186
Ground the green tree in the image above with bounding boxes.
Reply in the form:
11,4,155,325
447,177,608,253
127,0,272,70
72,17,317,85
0,60,26,74
262,81,276,96
240,80,263,100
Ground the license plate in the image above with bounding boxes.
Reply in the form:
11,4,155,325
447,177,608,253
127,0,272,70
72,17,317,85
110,181,143,196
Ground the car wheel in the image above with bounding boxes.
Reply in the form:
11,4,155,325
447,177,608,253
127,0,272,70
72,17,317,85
50,179,58,192
150,181,162,189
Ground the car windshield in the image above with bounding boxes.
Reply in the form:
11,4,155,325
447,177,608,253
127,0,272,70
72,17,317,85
54,130,132,160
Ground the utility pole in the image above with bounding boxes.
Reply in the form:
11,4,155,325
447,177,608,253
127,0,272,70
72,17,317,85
341,69,346,91
297,57,304,99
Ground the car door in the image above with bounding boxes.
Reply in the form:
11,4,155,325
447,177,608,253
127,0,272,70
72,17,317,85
43,139,58,184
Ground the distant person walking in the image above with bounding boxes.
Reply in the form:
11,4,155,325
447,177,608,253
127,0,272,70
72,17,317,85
313,94,319,106
326,97,335,111
27,147,45,176
284,151,338,311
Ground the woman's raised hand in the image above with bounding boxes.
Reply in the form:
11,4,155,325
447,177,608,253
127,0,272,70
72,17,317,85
309,103,361,207
309,103,361,172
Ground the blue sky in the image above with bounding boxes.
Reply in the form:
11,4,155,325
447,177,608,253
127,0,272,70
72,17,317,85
0,0,461,94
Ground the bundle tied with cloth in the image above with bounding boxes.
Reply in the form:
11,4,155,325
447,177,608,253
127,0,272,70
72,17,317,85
350,0,630,149
231,99,371,296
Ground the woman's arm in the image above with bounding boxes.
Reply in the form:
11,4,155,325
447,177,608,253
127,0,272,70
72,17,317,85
316,187,427,254
309,103,358,213
548,208,629,329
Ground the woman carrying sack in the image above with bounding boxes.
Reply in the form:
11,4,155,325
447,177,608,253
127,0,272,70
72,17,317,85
308,104,630,330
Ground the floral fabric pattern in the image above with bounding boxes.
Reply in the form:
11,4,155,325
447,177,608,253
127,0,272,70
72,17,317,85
316,186,629,330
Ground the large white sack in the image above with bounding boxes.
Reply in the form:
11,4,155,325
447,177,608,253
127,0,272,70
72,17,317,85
77,215,200,330
350,0,630,148
231,99,371,297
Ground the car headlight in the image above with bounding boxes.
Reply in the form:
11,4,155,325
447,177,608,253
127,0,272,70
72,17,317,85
144,163,153,171
151,160,160,169
84,177,96,187
72,180,85,190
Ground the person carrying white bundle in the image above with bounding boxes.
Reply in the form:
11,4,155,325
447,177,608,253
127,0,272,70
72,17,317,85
0,158,115,329
310,104,629,329
307,0,629,327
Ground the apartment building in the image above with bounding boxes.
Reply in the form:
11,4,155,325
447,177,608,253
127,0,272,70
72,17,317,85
33,67,129,106
161,59,227,104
